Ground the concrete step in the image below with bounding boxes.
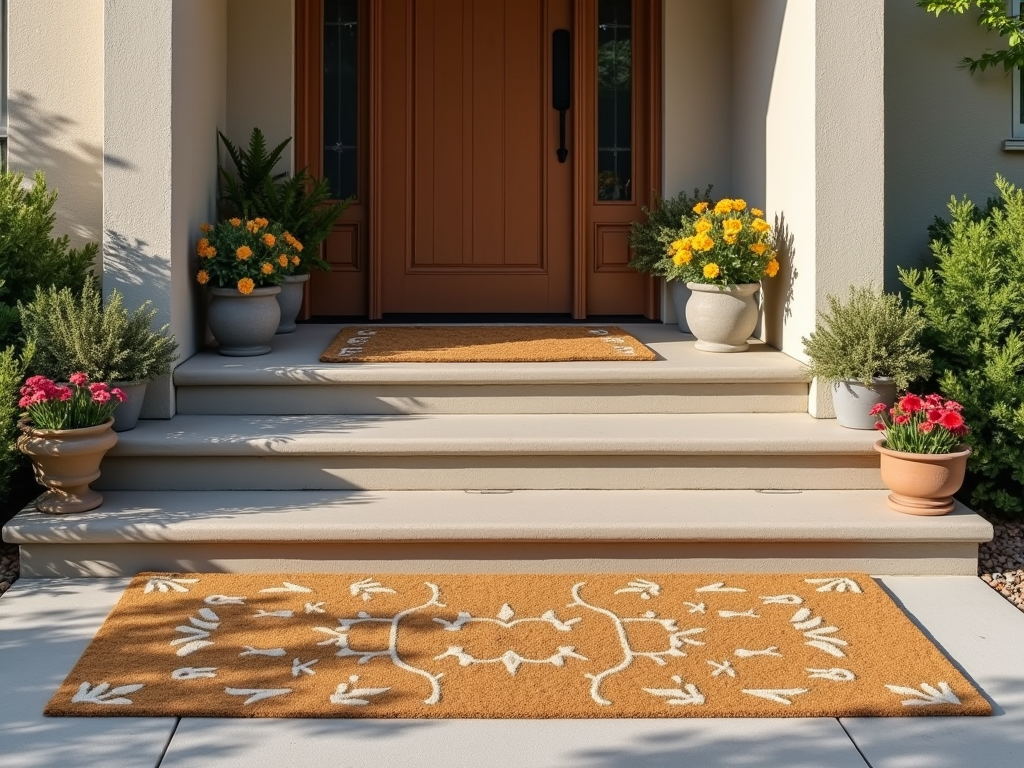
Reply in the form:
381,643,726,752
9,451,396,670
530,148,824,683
3,490,992,577
97,412,883,491
173,324,810,415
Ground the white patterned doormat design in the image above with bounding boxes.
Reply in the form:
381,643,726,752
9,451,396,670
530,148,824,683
45,572,991,718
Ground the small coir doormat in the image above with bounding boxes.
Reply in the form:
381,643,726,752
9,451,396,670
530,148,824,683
318,326,657,363
46,572,990,719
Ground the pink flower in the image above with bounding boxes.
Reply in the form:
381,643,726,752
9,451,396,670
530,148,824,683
18,396,32,408
69,372,89,386
111,388,127,403
925,393,944,406
25,375,52,389
29,391,48,405
56,386,73,402
919,422,935,434
899,394,924,414
869,403,888,416
92,390,112,404
88,382,109,395
939,410,965,430
874,421,886,431
894,415,910,425
944,400,964,412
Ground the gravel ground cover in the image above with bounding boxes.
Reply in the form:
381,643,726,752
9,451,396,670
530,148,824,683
0,541,18,599
979,519,1024,613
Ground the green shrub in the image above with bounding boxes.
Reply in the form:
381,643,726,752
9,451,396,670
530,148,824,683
19,280,179,383
0,171,96,349
801,285,931,388
901,174,1024,519
628,185,714,276
0,341,34,505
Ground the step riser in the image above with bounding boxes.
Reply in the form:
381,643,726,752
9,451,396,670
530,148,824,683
175,383,809,415
17,541,980,577
96,456,884,491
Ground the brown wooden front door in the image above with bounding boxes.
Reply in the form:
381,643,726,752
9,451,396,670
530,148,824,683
297,0,661,319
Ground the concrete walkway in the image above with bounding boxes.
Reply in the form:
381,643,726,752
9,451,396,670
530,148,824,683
1,576,1021,768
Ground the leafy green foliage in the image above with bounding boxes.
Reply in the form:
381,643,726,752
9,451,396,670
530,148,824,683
20,280,179,383
218,128,349,271
802,286,931,389
627,186,714,276
0,342,33,503
918,0,1024,72
901,175,1024,518
0,171,96,349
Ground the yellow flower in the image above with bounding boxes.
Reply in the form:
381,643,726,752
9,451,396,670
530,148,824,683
236,245,253,260
692,201,709,214
751,208,764,217
749,242,768,256
278,254,289,268
672,250,692,266
695,218,713,234
722,219,742,236
246,220,259,233
237,277,255,295
765,258,780,278
229,217,242,227
260,262,274,275
691,232,715,252
723,233,738,245
714,199,734,215
732,199,747,212
262,233,276,247
703,263,721,279
291,255,301,266
751,218,771,233
200,223,212,234
671,237,692,252
196,269,209,285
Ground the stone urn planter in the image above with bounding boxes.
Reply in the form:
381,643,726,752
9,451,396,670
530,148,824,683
110,380,148,432
208,285,281,356
874,440,971,516
276,273,310,334
669,281,690,333
684,282,760,352
17,419,118,514
832,377,897,430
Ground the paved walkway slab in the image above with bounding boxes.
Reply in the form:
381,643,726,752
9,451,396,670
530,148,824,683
0,579,176,768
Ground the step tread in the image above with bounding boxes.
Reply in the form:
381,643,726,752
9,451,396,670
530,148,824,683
2,490,992,544
174,325,810,386
111,413,880,456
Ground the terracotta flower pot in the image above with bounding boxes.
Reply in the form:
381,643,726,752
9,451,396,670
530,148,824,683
873,440,971,516
17,419,118,514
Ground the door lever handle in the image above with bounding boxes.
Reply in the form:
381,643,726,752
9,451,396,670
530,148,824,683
552,29,571,163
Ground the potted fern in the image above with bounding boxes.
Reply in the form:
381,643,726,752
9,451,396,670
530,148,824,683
219,128,349,333
19,281,179,431
801,286,931,429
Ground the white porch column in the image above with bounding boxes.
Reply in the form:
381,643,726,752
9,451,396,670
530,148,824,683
102,0,226,418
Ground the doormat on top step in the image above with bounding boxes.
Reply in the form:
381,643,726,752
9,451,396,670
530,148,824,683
45,572,990,719
319,326,657,362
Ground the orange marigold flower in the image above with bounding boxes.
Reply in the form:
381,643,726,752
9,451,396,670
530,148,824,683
246,220,260,233
292,239,304,252
236,245,253,260
196,238,210,256
751,208,764,218
692,201,709,214
262,233,276,247
751,218,771,234
200,223,213,234
254,217,269,228
278,254,289,268
229,217,242,227
261,262,274,275
749,242,768,256
199,245,216,258
237,277,255,295
703,262,720,279
713,199,734,215
291,256,301,266
196,269,210,285
731,199,747,212
723,233,738,245
764,258,780,278
722,219,743,235
672,250,692,266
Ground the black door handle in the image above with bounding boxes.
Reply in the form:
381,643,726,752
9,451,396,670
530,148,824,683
552,29,571,163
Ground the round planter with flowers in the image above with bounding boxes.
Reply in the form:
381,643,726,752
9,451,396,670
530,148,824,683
871,393,971,516
16,374,125,514
662,198,780,352
272,230,309,334
196,218,301,356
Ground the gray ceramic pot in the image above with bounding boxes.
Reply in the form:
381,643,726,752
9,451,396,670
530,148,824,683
208,285,281,357
684,282,760,353
276,273,310,334
669,281,690,333
110,380,148,432
831,377,897,430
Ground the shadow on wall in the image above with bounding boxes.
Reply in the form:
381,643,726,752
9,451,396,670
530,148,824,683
103,229,171,294
764,211,797,345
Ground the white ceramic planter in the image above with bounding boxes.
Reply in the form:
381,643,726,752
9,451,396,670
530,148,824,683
684,282,760,353
110,380,148,432
669,281,690,333
831,377,897,430
208,285,282,357
276,273,310,334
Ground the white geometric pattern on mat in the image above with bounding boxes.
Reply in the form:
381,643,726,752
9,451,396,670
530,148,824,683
885,682,962,707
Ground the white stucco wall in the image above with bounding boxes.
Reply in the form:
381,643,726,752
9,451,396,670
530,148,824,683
226,0,295,174
7,0,104,250
103,0,226,418
885,0,1024,288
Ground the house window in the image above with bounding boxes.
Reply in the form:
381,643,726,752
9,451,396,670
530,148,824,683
1013,1,1024,141
323,0,358,199
597,0,632,201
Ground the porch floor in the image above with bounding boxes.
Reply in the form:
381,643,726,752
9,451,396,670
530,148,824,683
1,574,1020,768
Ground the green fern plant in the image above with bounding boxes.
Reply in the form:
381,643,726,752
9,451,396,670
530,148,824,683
19,280,179,383
628,186,714,276
218,128,290,220
801,285,931,389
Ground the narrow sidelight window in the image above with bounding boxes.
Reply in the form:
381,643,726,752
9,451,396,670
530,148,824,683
323,0,359,199
597,0,632,200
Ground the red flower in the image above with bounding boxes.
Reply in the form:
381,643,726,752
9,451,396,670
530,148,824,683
919,421,935,434
56,386,73,402
894,415,910,425
88,382,109,395
874,421,886,431
111,388,127,403
18,396,32,408
939,410,965,430
92,390,112,404
925,394,944,406
869,403,888,416
899,394,924,414
944,400,964,412
926,409,943,423
69,372,89,386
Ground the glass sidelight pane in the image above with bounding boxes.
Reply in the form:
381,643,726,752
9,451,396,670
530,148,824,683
324,0,359,200
597,0,632,201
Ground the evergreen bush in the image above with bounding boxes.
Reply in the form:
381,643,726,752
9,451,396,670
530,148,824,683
901,175,1024,518
20,280,179,383
801,285,931,389
0,342,34,504
628,186,714,276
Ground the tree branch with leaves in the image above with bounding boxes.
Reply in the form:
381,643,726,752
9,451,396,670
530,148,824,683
919,0,1024,72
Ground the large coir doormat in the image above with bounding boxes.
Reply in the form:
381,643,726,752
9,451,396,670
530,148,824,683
319,326,657,363
46,572,990,719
